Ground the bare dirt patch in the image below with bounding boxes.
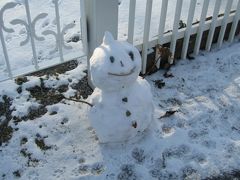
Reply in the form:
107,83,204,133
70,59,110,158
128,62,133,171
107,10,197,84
0,95,13,146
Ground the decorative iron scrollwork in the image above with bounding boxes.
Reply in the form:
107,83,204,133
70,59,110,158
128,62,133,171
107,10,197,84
0,2,19,33
0,0,76,53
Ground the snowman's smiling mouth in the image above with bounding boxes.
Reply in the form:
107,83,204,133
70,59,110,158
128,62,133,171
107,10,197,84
108,66,136,76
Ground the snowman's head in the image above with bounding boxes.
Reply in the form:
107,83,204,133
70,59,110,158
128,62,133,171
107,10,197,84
90,31,142,91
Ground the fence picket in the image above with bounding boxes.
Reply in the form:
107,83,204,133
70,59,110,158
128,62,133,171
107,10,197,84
142,0,153,74
0,28,12,78
80,0,88,55
217,0,233,48
25,0,39,70
127,0,136,44
193,0,210,55
169,0,183,61
181,0,197,59
156,0,168,68
80,0,92,87
228,0,240,43
53,0,64,62
206,0,222,51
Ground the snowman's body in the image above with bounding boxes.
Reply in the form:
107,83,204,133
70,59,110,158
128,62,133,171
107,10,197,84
89,32,153,143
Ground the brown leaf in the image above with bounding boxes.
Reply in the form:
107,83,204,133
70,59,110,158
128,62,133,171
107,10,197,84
159,110,178,119
154,80,165,89
163,72,174,78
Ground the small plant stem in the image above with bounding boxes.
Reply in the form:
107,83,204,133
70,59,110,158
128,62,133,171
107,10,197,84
64,97,93,107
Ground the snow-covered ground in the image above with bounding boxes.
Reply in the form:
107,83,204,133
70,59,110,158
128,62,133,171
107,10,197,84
0,39,240,179
0,0,239,79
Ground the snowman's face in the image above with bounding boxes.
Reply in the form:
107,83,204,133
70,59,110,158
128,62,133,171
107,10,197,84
90,32,141,91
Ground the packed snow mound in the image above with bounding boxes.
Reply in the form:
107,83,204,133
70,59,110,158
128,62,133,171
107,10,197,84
89,32,153,143
90,31,142,92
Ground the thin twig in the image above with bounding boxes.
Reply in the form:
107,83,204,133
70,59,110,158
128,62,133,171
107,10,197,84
64,97,93,107
142,55,161,79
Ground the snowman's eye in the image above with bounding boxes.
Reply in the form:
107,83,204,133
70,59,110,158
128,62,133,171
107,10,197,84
128,51,134,61
109,56,115,63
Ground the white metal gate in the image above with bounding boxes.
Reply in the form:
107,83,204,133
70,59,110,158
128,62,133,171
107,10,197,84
0,0,88,82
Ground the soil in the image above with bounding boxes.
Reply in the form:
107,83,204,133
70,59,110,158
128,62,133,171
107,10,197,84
204,171,240,180
71,75,93,99
35,137,51,151
0,96,13,146
0,60,93,147
154,79,166,89
29,60,78,77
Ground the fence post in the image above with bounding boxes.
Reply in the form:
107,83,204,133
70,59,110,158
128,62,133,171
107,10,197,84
84,0,118,56
84,0,118,88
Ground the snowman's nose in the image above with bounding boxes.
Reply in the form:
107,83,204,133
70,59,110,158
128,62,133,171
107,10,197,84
120,61,124,67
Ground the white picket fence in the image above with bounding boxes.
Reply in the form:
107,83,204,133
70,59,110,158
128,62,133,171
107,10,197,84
1,0,240,82
131,0,240,74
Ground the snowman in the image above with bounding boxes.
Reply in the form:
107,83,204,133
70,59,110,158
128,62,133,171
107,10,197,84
89,31,153,143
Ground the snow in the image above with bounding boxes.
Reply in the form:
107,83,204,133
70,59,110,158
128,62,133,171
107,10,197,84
89,32,142,92
0,39,240,179
89,32,153,143
0,80,19,101
1,0,240,179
